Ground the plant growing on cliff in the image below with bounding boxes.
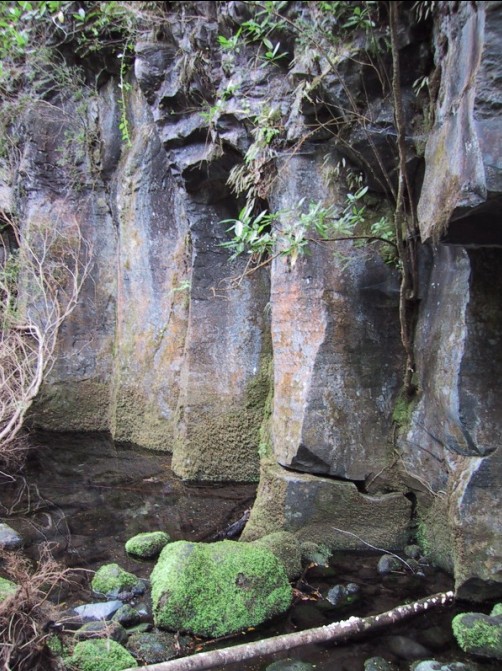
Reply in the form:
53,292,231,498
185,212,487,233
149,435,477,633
215,1,421,397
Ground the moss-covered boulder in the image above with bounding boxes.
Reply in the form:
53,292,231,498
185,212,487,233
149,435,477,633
491,603,502,617
0,576,17,601
150,540,292,637
125,531,170,559
252,532,302,580
452,611,502,660
91,563,144,599
68,639,137,671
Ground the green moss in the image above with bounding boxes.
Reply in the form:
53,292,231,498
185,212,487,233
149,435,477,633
91,563,142,598
111,384,175,451
125,531,170,559
300,541,332,566
257,357,274,460
172,407,262,481
252,532,302,580
29,380,111,432
415,497,453,572
491,603,502,617
172,345,272,482
452,613,502,657
0,576,17,601
68,639,137,671
150,540,292,637
392,391,415,428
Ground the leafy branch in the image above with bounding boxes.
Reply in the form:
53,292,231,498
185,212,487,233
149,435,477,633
220,186,397,276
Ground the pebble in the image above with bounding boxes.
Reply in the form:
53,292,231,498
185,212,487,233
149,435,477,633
265,660,315,671
364,657,397,671
377,554,403,575
0,522,22,550
386,635,431,660
74,600,123,621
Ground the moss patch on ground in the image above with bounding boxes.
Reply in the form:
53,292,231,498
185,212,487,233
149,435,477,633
68,639,137,671
0,576,17,601
150,539,292,637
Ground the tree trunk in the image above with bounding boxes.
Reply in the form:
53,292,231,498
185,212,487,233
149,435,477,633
123,591,454,671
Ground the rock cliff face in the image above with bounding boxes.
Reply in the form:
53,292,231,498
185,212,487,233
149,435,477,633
2,2,500,600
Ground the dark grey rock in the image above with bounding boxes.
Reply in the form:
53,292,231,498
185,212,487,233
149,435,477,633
377,555,403,575
404,544,422,560
265,660,315,671
411,662,480,671
386,635,431,660
127,631,190,665
74,620,128,645
112,604,141,628
73,600,123,622
326,582,360,608
364,657,397,671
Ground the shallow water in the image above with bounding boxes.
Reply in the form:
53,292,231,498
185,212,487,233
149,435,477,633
0,433,498,671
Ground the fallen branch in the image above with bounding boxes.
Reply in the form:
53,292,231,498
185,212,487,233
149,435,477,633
123,591,454,671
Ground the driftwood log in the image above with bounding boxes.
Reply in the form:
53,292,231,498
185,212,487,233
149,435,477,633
123,590,455,671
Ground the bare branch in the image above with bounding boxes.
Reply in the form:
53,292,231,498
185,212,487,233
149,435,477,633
0,208,92,462
122,591,455,671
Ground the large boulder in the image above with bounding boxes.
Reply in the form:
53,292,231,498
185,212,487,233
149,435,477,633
150,540,292,637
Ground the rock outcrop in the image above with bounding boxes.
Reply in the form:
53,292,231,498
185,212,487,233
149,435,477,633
2,1,500,601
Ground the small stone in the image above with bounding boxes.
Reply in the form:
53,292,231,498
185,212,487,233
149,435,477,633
325,583,359,608
74,600,123,622
112,604,141,627
126,622,152,635
91,563,144,599
265,660,315,671
127,631,190,665
377,554,403,575
75,620,128,645
411,662,480,671
300,541,331,566
386,635,431,660
125,531,170,559
0,522,22,550
364,657,397,671
404,544,422,559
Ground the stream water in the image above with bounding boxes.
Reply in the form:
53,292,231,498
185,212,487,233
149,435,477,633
0,433,498,671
